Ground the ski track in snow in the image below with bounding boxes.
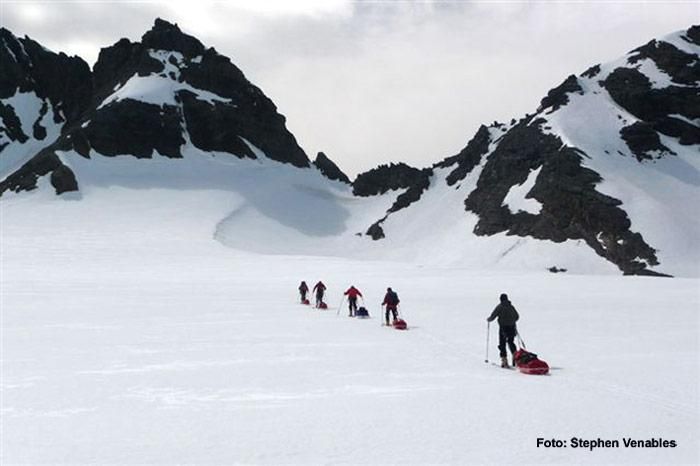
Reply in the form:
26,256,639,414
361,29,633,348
1,188,698,464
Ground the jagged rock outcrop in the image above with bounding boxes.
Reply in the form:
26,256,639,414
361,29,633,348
313,152,350,184
436,125,492,186
353,162,432,239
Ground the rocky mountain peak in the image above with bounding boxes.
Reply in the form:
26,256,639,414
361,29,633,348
140,18,206,59
1,18,314,198
313,152,350,184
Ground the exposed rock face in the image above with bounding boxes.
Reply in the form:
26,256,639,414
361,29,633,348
313,152,350,184
436,125,492,186
353,162,429,197
463,118,659,275
600,34,700,160
537,75,583,113
1,18,311,196
628,39,698,85
2,149,77,194
0,29,93,125
619,122,675,161
356,25,699,275
353,162,432,239
0,28,92,194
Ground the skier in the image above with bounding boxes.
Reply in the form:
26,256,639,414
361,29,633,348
487,293,520,368
343,285,363,317
382,287,400,325
298,281,309,303
313,281,327,308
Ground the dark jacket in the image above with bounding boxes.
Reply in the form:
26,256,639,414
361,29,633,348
383,291,399,306
487,300,519,326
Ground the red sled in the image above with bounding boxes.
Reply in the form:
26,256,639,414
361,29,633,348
392,319,408,330
301,299,310,305
514,348,549,375
317,302,328,310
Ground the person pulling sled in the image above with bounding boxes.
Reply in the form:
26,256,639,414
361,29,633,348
313,281,327,308
298,281,309,304
382,287,400,326
343,285,363,317
486,293,520,368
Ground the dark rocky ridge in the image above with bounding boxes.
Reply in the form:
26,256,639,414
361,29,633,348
353,163,432,239
0,28,93,125
1,18,316,196
600,35,700,160
436,125,492,186
314,152,350,184
463,118,659,275
358,24,698,275
619,122,675,161
628,39,699,85
537,75,583,113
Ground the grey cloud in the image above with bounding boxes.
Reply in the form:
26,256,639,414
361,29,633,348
1,1,696,176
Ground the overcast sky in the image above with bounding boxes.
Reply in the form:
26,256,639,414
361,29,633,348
1,1,697,176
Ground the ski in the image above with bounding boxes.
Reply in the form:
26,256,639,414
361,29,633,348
489,362,516,370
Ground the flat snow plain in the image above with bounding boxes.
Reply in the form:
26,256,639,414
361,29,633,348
1,187,698,465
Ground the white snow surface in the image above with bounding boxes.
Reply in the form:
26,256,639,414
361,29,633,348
503,166,543,215
0,90,62,181
1,90,43,137
1,30,699,461
98,50,232,109
1,181,698,464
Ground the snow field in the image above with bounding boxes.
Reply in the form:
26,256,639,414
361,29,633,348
1,188,698,464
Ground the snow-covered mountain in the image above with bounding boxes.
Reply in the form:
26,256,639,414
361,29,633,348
360,25,699,277
0,19,330,194
1,20,698,277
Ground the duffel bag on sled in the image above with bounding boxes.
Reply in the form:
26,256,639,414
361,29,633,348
514,348,549,375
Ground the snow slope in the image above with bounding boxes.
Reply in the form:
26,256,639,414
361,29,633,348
366,27,700,277
539,31,700,277
0,89,62,180
1,188,698,464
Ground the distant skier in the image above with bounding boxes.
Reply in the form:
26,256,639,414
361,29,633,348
343,285,363,317
298,281,309,303
313,281,327,307
487,293,520,368
382,287,400,325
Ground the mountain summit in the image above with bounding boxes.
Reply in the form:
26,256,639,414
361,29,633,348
0,18,312,195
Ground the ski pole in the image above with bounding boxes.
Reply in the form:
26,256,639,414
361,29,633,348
516,330,526,349
485,321,490,363
336,296,345,316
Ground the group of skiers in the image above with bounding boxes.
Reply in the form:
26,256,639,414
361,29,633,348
298,282,522,368
298,281,401,326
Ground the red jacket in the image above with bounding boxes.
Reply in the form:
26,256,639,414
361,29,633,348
344,286,362,298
